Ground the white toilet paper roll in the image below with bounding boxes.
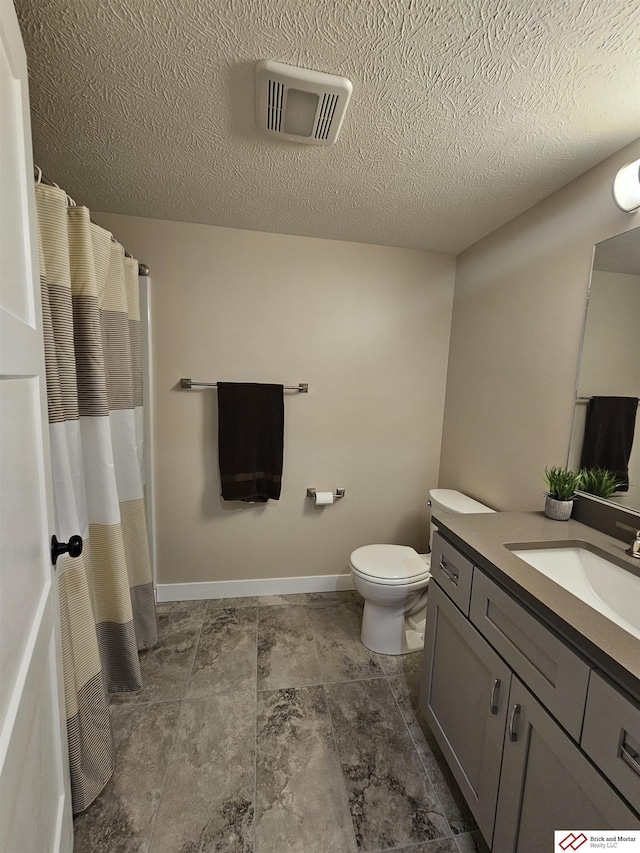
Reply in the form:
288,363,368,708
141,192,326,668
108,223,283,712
314,491,334,506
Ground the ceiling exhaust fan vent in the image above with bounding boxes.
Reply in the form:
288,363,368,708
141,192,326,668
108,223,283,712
256,60,352,146
267,79,284,132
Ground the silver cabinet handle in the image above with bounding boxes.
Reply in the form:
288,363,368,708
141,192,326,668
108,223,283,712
508,703,521,742
490,679,501,715
620,742,640,777
439,556,459,585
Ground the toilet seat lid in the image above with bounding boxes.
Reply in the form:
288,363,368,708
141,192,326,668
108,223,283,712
350,544,431,584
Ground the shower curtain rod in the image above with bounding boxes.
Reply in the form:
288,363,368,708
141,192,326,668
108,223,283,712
34,166,149,276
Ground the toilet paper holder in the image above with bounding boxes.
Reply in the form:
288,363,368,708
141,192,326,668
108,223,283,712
306,488,345,501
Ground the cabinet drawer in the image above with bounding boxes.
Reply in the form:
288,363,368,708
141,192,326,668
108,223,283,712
430,532,474,615
582,671,640,814
470,569,591,741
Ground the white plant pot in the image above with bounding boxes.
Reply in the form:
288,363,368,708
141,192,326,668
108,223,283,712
545,495,574,521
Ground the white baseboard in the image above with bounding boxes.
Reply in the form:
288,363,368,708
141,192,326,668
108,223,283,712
155,573,355,602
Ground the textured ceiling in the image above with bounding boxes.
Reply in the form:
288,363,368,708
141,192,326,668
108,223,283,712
16,0,640,255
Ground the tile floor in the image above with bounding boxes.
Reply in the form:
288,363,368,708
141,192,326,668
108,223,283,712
73,591,489,853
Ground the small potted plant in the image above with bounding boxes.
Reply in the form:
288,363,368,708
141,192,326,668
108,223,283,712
543,466,582,521
578,467,622,500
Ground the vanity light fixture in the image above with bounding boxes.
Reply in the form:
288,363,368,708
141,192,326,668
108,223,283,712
612,158,640,212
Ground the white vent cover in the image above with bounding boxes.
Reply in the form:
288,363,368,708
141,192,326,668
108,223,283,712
255,60,352,146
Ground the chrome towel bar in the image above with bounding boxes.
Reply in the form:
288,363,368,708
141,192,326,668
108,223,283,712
180,378,308,393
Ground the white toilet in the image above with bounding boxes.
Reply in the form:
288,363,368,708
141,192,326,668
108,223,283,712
349,489,495,655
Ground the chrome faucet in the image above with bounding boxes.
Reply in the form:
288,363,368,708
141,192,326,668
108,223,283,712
616,522,640,559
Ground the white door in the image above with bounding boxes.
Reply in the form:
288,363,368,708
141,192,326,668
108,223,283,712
0,1,73,851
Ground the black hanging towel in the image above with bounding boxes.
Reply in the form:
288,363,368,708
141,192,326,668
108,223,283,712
217,383,284,502
580,396,638,492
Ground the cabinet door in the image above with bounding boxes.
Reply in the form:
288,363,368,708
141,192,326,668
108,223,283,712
420,581,511,845
494,677,640,853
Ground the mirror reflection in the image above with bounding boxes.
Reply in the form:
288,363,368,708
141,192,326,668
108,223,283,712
568,227,640,511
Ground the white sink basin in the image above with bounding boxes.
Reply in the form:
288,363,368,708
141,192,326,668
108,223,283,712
510,546,640,640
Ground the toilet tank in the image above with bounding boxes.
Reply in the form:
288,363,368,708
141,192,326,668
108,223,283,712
429,489,496,517
428,489,495,548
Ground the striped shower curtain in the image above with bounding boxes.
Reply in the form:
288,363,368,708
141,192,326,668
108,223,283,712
36,182,157,813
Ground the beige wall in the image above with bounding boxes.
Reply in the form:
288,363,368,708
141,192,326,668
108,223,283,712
439,139,640,511
93,214,456,585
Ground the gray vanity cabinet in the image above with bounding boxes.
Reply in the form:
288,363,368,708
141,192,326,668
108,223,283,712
421,580,511,844
493,676,639,852
420,530,640,851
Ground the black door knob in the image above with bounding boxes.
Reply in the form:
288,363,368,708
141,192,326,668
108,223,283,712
51,534,83,566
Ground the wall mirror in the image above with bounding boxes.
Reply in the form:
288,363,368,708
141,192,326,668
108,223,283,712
568,226,640,514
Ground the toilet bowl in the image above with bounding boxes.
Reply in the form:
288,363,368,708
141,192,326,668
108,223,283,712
350,545,431,654
349,490,495,655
